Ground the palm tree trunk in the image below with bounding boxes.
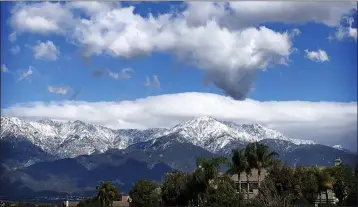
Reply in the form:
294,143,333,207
246,174,250,202
325,190,329,204
258,169,261,187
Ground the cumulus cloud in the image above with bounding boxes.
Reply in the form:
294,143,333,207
18,66,33,82
33,40,60,60
8,2,356,100
144,75,160,88
10,45,21,55
2,92,357,151
304,49,329,62
48,86,70,95
93,68,134,80
10,2,74,34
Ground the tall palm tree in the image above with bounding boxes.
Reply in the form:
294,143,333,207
227,148,248,193
96,181,119,207
245,142,278,186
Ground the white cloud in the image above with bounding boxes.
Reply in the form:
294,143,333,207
304,49,329,62
18,66,33,81
144,75,160,88
8,32,17,42
8,2,356,100
33,40,60,60
10,45,21,55
93,68,134,80
2,92,357,151
1,64,10,73
10,2,74,34
328,17,357,42
108,68,134,80
184,2,356,29
48,86,70,95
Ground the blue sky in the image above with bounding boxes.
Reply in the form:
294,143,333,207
1,1,357,149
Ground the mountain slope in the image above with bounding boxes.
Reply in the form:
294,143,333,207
0,156,173,198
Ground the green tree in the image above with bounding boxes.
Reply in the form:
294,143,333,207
293,166,319,205
129,179,159,207
190,156,227,206
204,175,243,207
245,142,278,186
326,164,356,206
227,148,248,182
96,181,119,207
161,171,191,206
314,168,333,205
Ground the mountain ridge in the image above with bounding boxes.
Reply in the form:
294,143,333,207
3,115,350,170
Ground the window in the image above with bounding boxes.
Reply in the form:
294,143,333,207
235,182,240,193
241,183,248,192
249,183,259,192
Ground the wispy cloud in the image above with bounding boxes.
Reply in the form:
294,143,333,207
1,64,10,73
8,32,17,42
18,66,34,82
144,75,160,88
304,49,329,62
93,68,134,80
10,45,21,55
33,40,60,61
48,86,70,95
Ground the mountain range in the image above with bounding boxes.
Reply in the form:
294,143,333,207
0,116,356,198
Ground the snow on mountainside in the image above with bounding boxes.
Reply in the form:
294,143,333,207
0,117,166,159
1,116,315,159
161,116,315,153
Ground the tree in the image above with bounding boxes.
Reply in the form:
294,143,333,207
245,142,278,186
161,171,191,206
326,164,356,206
204,175,243,207
293,166,319,205
129,179,159,207
227,148,248,182
96,181,119,207
314,168,333,205
190,156,227,206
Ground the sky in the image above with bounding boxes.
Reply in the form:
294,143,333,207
1,1,357,151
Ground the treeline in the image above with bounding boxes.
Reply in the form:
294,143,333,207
79,142,357,207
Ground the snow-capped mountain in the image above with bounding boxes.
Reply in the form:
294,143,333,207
1,116,315,162
0,117,166,159
159,116,315,153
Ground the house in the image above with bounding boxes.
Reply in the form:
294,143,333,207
230,168,268,199
228,158,342,203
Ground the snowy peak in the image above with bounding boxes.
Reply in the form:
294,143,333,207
161,116,315,153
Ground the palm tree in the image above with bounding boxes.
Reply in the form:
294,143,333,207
245,142,278,186
227,148,248,193
96,181,119,207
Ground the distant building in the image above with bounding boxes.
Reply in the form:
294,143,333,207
63,195,130,207
228,157,342,203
